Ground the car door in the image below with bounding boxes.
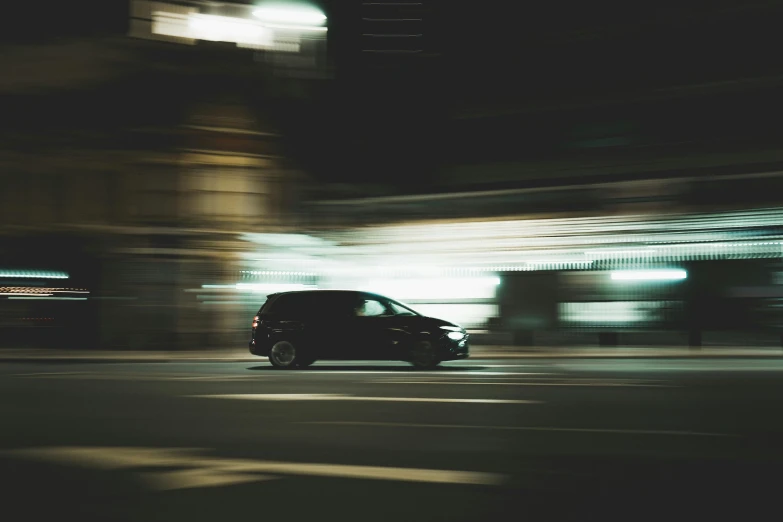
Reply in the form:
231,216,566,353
351,295,402,360
309,292,361,360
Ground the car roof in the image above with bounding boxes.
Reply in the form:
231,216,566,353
267,290,385,300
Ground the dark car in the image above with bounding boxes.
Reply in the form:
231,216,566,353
249,290,469,369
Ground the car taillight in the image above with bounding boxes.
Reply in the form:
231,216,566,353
252,316,259,329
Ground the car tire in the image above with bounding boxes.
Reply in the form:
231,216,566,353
269,340,299,369
410,339,440,370
297,355,317,368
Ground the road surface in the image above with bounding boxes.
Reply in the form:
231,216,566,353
2,357,782,521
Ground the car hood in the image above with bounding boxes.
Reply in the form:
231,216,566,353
418,316,464,331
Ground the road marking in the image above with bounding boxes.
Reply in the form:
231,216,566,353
187,393,540,404
141,469,275,490
3,447,506,489
370,380,676,388
301,421,736,438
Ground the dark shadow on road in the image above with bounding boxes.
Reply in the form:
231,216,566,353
246,365,490,372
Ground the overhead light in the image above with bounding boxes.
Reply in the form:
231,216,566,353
610,269,687,281
252,5,327,26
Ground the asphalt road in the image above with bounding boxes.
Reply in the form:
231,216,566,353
2,357,783,522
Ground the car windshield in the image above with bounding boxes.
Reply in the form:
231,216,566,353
388,300,419,316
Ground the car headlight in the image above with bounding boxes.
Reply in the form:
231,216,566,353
446,331,465,340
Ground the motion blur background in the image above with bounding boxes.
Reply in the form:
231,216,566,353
2,0,783,351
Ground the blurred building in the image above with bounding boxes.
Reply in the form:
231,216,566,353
0,29,310,349
2,1,783,349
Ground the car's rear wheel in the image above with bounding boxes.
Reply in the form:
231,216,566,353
410,339,439,370
269,340,298,369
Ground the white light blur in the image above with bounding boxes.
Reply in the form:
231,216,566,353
187,14,272,46
560,301,653,324
412,304,498,329
242,271,317,276
610,269,687,281
363,277,500,300
446,331,466,340
235,283,317,293
0,271,69,279
252,5,327,26
263,23,327,32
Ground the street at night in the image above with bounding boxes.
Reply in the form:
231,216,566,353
2,356,783,521
3,2,783,520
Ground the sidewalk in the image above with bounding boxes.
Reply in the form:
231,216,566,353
0,345,781,363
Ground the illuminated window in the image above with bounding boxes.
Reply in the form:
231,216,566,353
357,299,386,317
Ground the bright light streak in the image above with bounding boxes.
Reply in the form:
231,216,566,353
409,304,496,329
262,23,327,32
610,269,687,281
235,283,317,293
0,287,88,295
252,5,327,26
242,271,317,276
0,271,69,279
0,292,54,296
187,14,272,45
364,277,500,300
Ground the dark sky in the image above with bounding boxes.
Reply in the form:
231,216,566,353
2,1,779,95
0,0,129,42
2,1,781,189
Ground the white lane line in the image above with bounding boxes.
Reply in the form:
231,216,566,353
302,421,737,438
187,394,540,404
141,469,276,490
4,446,506,487
370,380,677,388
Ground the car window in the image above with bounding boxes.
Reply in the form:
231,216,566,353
355,299,388,317
388,300,417,316
258,296,274,315
310,292,351,317
268,294,298,316
309,293,354,317
276,293,342,318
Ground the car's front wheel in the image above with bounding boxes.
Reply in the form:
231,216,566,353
269,340,299,369
410,339,440,370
